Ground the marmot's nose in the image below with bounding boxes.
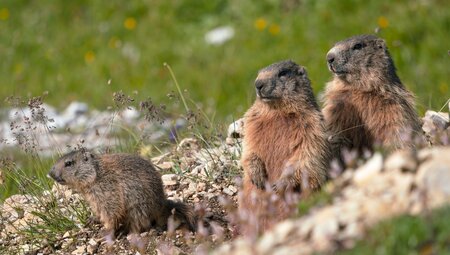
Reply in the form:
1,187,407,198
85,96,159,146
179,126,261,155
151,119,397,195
255,80,265,92
327,53,335,64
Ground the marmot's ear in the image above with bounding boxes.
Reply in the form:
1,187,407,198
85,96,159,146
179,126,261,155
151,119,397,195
83,151,94,161
376,39,386,49
297,66,306,76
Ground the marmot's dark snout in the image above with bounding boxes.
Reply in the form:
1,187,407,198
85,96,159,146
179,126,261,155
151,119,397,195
255,79,276,101
326,49,347,75
48,168,66,184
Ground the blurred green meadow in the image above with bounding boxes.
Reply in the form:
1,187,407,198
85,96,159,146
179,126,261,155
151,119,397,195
0,0,449,121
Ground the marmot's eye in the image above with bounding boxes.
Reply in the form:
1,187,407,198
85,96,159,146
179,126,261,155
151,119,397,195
352,43,363,50
64,160,74,167
278,70,290,78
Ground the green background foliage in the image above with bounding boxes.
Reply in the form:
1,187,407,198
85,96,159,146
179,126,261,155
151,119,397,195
1,0,449,121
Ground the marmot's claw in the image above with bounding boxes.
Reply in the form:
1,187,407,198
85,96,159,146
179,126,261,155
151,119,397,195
251,176,266,190
272,179,291,195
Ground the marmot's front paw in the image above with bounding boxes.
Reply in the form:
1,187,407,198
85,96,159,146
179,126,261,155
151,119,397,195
272,178,293,195
250,168,267,190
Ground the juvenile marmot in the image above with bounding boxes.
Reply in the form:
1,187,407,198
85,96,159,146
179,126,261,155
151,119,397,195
48,150,196,242
240,60,331,229
323,34,422,155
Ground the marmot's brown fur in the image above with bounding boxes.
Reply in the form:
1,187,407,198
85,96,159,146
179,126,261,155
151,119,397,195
323,34,422,155
240,60,331,230
49,150,196,242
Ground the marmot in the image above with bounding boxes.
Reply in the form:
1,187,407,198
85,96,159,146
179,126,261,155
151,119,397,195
48,150,196,243
323,34,422,155
239,60,331,230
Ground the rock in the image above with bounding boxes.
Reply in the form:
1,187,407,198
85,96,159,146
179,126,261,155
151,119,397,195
120,106,140,123
416,147,450,207
61,237,75,250
311,208,339,241
185,182,197,197
20,244,31,253
227,185,238,194
197,182,206,192
353,153,383,186
156,162,174,171
384,149,417,172
61,101,89,127
422,110,449,134
177,138,201,153
222,187,235,196
86,238,99,254
161,174,179,186
2,195,31,220
227,119,244,139
71,245,86,255
212,239,253,255
157,244,183,255
259,220,296,252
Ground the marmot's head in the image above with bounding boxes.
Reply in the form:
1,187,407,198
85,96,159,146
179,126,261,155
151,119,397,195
48,149,98,189
255,60,316,109
326,35,398,84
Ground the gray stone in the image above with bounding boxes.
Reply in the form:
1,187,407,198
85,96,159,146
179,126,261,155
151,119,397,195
222,187,235,196
161,174,179,186
422,110,449,134
416,147,450,207
353,153,383,186
384,149,417,172
71,245,86,255
227,118,244,138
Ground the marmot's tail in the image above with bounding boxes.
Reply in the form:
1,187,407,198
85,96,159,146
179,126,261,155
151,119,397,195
166,199,197,232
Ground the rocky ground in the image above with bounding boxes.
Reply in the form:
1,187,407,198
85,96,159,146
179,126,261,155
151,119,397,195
0,134,243,254
0,102,449,255
214,146,450,255
0,101,186,156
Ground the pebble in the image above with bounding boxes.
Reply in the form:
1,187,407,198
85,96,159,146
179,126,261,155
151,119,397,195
227,118,244,138
222,187,234,196
157,162,174,171
71,245,86,255
384,149,417,172
353,153,383,187
161,174,179,186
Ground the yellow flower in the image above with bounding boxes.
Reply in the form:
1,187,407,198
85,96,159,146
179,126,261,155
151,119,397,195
139,145,152,158
377,16,389,29
84,51,95,63
124,17,137,30
254,18,267,31
0,8,9,21
108,37,121,49
439,82,448,94
269,24,281,35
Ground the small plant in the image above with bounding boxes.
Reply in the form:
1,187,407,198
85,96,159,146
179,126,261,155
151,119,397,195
338,206,450,255
1,157,90,254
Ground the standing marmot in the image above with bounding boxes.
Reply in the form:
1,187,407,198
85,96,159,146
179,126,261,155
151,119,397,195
48,149,196,243
240,60,331,230
323,34,422,155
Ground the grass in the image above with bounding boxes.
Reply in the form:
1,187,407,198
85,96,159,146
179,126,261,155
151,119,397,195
1,0,449,122
297,188,333,215
339,206,450,255
0,149,55,200
0,152,91,254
